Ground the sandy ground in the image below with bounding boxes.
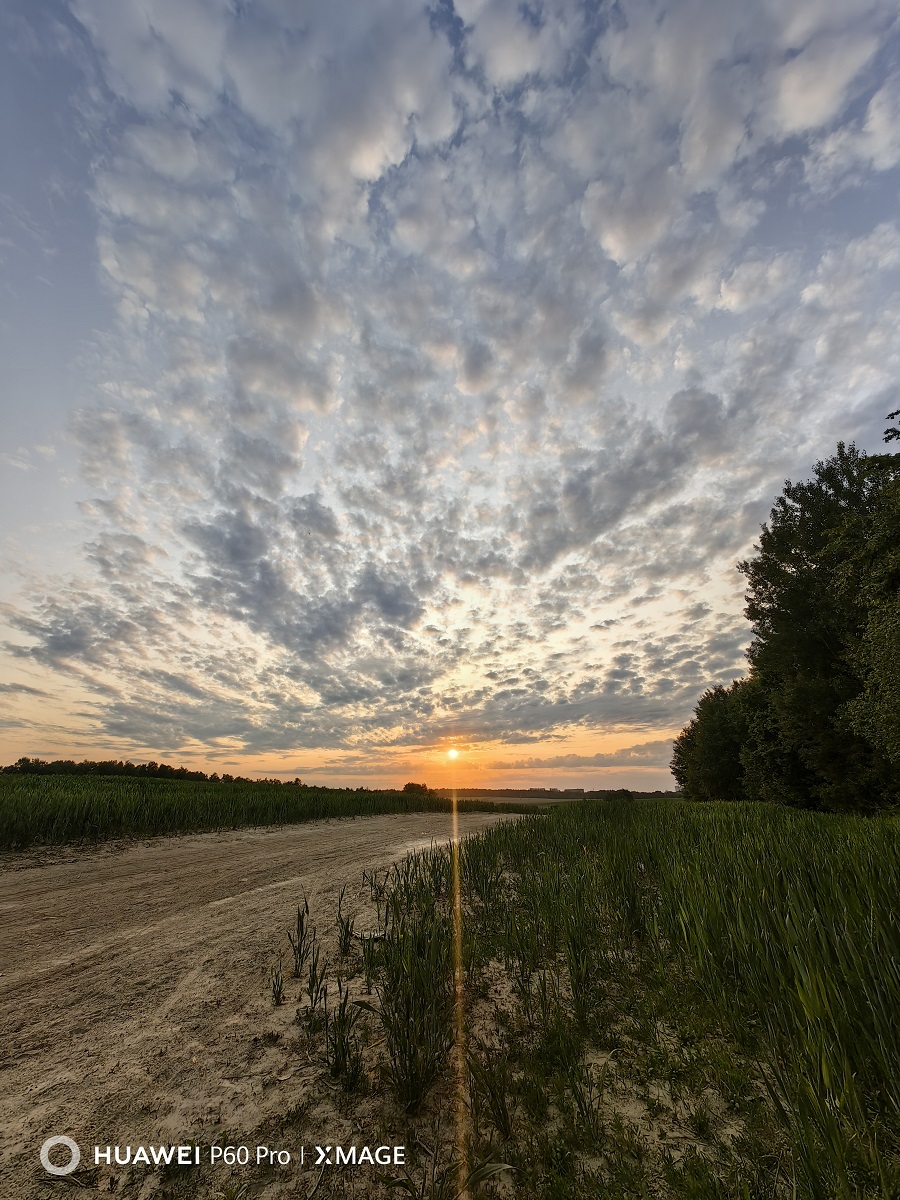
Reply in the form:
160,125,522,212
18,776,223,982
0,811,515,1199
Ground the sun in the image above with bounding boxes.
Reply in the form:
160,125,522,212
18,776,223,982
447,747,459,760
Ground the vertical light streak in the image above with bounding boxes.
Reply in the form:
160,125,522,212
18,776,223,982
450,774,470,1199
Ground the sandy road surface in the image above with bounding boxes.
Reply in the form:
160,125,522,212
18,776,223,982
0,811,515,1199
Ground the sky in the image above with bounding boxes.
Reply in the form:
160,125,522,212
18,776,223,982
1,0,899,791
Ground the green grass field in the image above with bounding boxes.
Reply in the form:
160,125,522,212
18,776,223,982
281,797,900,1199
0,774,511,850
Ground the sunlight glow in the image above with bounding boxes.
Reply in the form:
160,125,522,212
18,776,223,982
447,747,459,759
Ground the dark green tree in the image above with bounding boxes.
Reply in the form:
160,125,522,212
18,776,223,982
837,474,900,767
738,442,900,810
670,681,748,801
733,673,816,806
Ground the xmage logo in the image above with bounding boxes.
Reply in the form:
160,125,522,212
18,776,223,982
314,1145,405,1166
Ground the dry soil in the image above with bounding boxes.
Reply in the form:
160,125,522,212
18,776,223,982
0,810,514,1199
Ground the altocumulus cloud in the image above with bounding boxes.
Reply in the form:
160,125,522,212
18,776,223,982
3,0,900,766
489,741,676,771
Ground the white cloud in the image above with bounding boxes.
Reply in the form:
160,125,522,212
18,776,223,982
70,0,229,115
806,74,900,188
717,252,800,313
863,76,900,169
763,0,883,52
767,32,878,136
581,166,683,267
679,66,752,188
1,449,34,472
456,0,582,88
4,0,900,769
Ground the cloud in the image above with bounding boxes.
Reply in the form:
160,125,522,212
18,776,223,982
806,74,900,189
489,740,676,770
3,0,899,774
717,253,800,313
1,449,34,472
0,682,51,697
767,32,878,136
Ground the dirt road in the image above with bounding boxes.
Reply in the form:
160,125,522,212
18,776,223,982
0,811,515,1198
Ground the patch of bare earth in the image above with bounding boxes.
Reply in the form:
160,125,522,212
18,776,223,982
0,811,513,1199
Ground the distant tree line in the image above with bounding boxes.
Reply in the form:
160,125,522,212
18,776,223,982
0,758,305,785
0,758,432,794
672,423,900,812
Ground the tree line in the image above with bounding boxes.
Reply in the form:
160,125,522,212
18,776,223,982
0,758,300,785
672,413,900,812
1,757,417,794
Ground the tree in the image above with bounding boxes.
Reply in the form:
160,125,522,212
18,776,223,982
670,681,748,801
738,442,900,810
838,474,900,767
733,673,817,806
672,438,900,810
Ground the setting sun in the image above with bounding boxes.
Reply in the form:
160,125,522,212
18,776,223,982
447,748,459,760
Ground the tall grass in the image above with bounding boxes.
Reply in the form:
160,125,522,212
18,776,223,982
359,846,456,1111
467,800,900,1197
353,799,900,1196
0,775,513,849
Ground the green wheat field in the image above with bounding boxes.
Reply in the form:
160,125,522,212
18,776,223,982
0,774,508,849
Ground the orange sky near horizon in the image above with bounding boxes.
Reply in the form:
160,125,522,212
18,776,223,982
0,688,678,792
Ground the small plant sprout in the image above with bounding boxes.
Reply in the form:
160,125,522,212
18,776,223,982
567,1060,609,1145
361,933,380,994
305,939,328,1022
288,894,313,978
213,1183,250,1200
324,976,364,1089
337,883,356,956
271,954,286,1006
381,1122,511,1200
467,1046,518,1142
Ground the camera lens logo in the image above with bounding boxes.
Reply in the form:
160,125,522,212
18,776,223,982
40,1136,81,1176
